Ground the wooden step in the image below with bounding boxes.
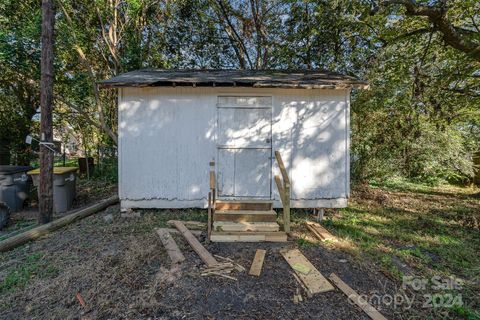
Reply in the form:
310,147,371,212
215,200,272,211
210,231,287,242
213,210,277,222
213,221,280,232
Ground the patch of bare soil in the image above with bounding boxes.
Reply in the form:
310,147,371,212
0,206,421,320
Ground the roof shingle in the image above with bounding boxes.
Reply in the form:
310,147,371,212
98,69,368,89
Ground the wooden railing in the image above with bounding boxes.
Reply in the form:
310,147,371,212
207,161,216,242
274,151,290,234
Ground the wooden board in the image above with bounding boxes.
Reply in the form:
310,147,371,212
155,228,185,264
211,231,287,242
305,221,336,241
159,228,202,237
215,200,272,211
329,273,387,320
214,210,277,222
172,221,218,267
167,220,206,230
207,192,212,243
249,249,266,276
280,248,334,294
213,221,279,232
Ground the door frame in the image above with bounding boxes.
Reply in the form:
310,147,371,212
215,95,273,199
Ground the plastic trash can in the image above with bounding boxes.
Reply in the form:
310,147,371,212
28,167,78,213
0,165,32,212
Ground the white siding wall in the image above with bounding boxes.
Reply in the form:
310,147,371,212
118,87,350,208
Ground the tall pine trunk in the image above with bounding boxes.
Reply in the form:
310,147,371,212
39,0,55,224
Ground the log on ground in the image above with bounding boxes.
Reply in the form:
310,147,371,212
0,195,119,252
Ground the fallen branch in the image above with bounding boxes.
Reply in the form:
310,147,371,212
201,271,237,281
214,254,245,272
0,196,119,252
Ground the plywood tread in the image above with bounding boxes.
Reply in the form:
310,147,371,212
213,210,277,222
280,248,334,294
215,210,277,215
213,221,280,232
216,200,273,204
210,231,287,242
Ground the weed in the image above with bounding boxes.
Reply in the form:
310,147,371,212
0,252,58,293
296,236,314,248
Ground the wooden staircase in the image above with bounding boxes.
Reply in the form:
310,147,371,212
207,152,290,243
210,200,287,242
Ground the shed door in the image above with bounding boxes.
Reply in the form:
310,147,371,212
216,96,272,198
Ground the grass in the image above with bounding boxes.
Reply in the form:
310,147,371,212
322,178,480,318
0,252,58,294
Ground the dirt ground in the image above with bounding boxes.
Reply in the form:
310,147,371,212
0,179,117,239
0,200,424,320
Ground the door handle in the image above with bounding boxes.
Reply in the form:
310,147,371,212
265,138,271,144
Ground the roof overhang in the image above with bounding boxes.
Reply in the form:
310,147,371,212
98,69,369,90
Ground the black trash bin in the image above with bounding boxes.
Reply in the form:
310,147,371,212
0,165,32,229
0,165,32,212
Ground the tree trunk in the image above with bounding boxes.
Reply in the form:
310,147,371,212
39,0,55,224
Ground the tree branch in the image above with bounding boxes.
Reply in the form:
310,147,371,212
381,0,480,60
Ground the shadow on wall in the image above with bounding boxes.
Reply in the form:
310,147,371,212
119,88,348,202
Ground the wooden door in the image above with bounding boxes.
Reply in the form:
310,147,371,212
216,96,272,198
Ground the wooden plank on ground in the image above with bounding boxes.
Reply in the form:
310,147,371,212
213,221,279,232
305,221,337,241
172,220,218,267
155,228,185,264
329,273,387,320
280,248,334,294
249,249,266,276
159,228,202,237
210,231,287,242
167,220,206,230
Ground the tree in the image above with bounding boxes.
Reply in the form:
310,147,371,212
378,0,480,61
39,0,55,224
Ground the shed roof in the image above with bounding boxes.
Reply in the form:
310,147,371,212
98,69,368,90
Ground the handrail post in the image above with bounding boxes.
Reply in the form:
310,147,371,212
208,161,216,242
274,151,290,234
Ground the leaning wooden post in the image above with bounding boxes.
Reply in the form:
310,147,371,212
284,181,291,234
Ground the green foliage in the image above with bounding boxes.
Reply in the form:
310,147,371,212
0,252,58,293
296,236,314,248
92,156,118,183
0,0,479,183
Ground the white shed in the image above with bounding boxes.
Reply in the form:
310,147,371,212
100,69,367,210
